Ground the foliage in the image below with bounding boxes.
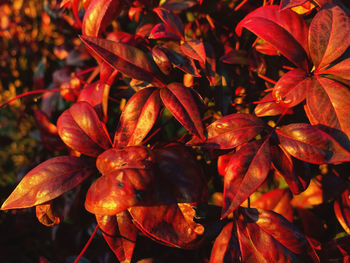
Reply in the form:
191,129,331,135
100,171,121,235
1,0,350,262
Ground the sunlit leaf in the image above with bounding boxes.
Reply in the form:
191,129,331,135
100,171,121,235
277,123,350,164
306,76,350,139
180,40,206,64
153,7,184,39
1,156,95,210
160,83,205,141
82,0,122,37
222,139,271,218
188,113,266,149
334,189,350,235
96,212,138,262
57,102,111,157
309,4,350,70
36,201,62,227
236,5,309,69
114,88,161,147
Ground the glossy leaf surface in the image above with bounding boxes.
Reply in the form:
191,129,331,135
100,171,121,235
1,156,94,209
309,4,350,70
306,77,350,139
114,88,161,147
57,102,111,157
180,40,206,64
82,0,121,37
334,189,350,235
236,5,309,69
160,83,205,141
272,69,308,108
188,113,266,149
149,23,181,40
153,7,184,39
277,123,350,164
129,203,204,249
85,168,152,215
222,139,271,218
96,146,153,175
36,201,62,227
254,93,287,117
96,212,138,262
80,35,161,84
237,208,318,262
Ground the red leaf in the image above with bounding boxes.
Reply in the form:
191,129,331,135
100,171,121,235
309,4,350,71
251,189,294,222
96,146,153,175
153,7,184,39
114,88,161,147
187,113,266,149
80,35,162,85
149,23,181,40
237,208,319,262
217,151,235,176
152,45,172,75
271,145,310,195
85,168,152,215
321,57,350,82
277,123,350,164
236,5,309,70
220,48,248,65
57,102,111,157
306,76,350,139
334,189,350,235
82,0,122,37
161,42,201,76
180,40,206,64
160,83,205,141
221,139,271,218
1,156,94,210
209,222,241,263
254,93,288,117
272,68,308,108
129,203,204,249
77,81,105,107
96,212,138,262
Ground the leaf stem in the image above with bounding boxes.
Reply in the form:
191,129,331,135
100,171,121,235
74,225,99,263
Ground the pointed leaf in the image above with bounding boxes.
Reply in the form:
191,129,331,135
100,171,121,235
272,69,308,108
96,212,138,262
80,35,162,84
188,113,266,149
237,208,319,262
255,93,288,117
57,102,111,157
306,76,350,139
149,23,181,40
82,0,121,37
271,145,310,195
161,43,201,76
334,189,350,235
180,40,206,64
114,88,161,147
129,203,204,249
236,5,309,69
153,7,184,39
209,222,241,263
1,156,95,210
222,139,271,218
277,123,350,164
160,83,205,141
309,4,350,70
321,57,350,82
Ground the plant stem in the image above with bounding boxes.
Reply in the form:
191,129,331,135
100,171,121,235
74,225,99,263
